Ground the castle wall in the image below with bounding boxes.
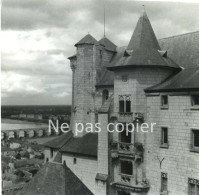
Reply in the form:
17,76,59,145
146,95,199,195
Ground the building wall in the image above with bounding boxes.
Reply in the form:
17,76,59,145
146,95,199,195
44,148,58,162
62,153,98,194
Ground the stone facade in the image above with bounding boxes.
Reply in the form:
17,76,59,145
44,11,199,195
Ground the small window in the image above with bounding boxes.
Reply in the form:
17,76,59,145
161,95,168,108
73,158,77,164
191,129,199,151
100,50,102,58
161,127,168,147
188,178,199,195
120,160,133,175
161,173,168,192
102,89,109,104
191,95,199,106
121,75,128,82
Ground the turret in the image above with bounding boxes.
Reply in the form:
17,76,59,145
68,34,101,137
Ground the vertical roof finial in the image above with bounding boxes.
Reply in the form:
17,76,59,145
104,2,106,37
142,5,146,13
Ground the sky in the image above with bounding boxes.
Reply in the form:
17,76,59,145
1,0,199,105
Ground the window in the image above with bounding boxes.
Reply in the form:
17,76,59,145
161,95,168,108
191,95,199,106
188,178,199,195
100,50,102,58
121,75,128,82
102,89,109,104
161,173,168,192
161,127,168,147
73,158,77,164
120,125,131,143
120,160,133,175
191,129,199,151
119,95,131,113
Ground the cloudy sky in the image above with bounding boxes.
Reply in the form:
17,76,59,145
1,0,199,105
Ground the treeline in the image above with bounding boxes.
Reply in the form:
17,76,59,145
1,105,71,118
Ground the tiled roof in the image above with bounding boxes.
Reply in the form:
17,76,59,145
43,132,98,157
42,131,73,149
159,31,199,68
19,162,93,195
99,37,117,52
60,133,98,157
107,12,180,70
75,34,99,46
145,67,199,92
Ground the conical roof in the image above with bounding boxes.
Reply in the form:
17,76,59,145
99,37,117,52
107,12,180,70
75,34,99,46
127,11,160,51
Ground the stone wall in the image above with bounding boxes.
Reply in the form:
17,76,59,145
146,95,199,195
62,153,98,194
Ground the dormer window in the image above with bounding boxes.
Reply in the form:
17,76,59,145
161,95,168,109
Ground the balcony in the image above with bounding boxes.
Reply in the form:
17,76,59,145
118,112,134,123
111,174,150,193
111,142,144,161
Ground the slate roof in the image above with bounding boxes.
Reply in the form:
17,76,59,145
96,69,114,86
42,130,73,149
96,31,199,87
19,162,93,195
159,31,199,69
43,132,98,157
99,37,117,52
127,12,160,51
145,67,199,92
107,12,180,70
75,34,99,46
60,133,98,157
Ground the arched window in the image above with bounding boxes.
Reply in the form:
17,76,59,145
102,89,109,104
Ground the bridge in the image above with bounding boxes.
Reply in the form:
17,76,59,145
1,127,65,140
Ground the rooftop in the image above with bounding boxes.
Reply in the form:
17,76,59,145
19,162,93,195
43,131,98,158
145,66,199,92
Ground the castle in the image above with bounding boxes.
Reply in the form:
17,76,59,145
20,10,199,195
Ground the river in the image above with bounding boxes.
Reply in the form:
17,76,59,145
1,118,48,131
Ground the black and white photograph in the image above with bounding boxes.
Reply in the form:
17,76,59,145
1,0,199,194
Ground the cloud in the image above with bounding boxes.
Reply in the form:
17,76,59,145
1,0,199,105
